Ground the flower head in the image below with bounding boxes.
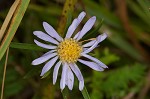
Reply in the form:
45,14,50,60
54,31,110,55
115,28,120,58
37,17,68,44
32,11,108,91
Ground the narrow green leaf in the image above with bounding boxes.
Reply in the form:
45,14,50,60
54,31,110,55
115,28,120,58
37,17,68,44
109,29,142,61
83,0,122,28
127,0,150,26
41,70,51,79
10,42,45,51
0,0,30,60
138,0,150,19
81,86,91,99
91,19,104,34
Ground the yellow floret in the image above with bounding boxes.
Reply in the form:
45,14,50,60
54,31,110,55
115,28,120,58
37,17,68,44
57,38,82,63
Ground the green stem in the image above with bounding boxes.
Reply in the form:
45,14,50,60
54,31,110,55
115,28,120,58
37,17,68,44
61,89,68,99
81,86,91,99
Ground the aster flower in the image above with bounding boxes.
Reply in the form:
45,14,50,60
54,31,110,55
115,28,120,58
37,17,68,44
32,11,108,91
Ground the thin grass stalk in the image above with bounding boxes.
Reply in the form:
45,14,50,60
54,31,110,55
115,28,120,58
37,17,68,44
0,48,9,99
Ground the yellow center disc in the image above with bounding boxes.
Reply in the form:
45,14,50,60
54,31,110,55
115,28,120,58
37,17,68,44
57,38,82,63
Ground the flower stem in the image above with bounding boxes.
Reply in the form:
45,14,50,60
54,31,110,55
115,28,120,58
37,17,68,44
61,88,68,99
81,86,91,99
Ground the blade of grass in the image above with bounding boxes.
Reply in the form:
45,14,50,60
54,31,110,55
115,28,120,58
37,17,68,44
81,86,91,99
83,0,122,29
0,48,9,99
138,0,150,19
127,0,150,26
0,0,30,60
90,19,104,35
10,42,45,51
108,29,142,61
0,0,20,41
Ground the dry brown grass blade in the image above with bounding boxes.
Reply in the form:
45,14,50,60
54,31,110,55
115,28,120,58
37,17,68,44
0,0,20,42
0,0,30,60
0,48,9,99
138,70,150,99
57,0,77,36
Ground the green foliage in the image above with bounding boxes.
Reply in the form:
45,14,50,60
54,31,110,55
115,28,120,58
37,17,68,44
0,57,25,98
91,49,146,99
108,30,142,61
0,0,149,99
10,42,46,51
127,0,150,27
96,48,120,65
91,64,145,99
83,0,122,28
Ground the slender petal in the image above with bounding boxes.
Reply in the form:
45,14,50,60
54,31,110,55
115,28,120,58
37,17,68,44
53,61,62,84
82,40,98,54
83,48,88,51
78,59,104,71
33,31,59,45
82,33,107,53
73,31,80,39
97,33,107,43
60,63,67,90
66,67,74,90
69,63,84,81
79,81,84,91
34,39,57,49
40,56,58,76
77,11,86,23
65,19,78,38
32,52,57,65
83,40,96,47
65,11,86,38
76,16,96,41
81,54,108,68
43,22,63,41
